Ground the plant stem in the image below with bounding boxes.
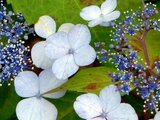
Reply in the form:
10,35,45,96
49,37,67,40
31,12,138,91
144,112,148,120
140,29,150,67
142,0,145,7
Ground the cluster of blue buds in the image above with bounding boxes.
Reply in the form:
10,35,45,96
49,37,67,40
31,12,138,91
0,2,33,85
0,2,34,42
95,3,160,113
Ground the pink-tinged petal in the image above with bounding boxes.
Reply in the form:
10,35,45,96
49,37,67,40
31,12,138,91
16,97,57,120
74,93,102,119
74,45,96,66
34,15,56,38
68,24,91,49
31,41,53,69
80,5,101,21
14,71,39,98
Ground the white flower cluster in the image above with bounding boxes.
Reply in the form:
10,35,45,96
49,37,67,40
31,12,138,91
80,0,120,27
15,15,97,120
13,0,152,120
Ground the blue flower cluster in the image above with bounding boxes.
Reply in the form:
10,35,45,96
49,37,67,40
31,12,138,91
95,3,160,112
0,4,33,42
0,3,33,85
0,42,31,83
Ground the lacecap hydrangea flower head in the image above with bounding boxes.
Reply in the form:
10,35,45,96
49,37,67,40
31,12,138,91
95,2,160,113
0,2,33,84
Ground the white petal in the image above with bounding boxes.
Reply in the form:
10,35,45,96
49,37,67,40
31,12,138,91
39,68,67,98
80,5,101,21
103,11,120,22
99,85,121,113
43,91,66,99
31,41,53,69
88,17,103,27
107,103,138,120
154,112,160,120
101,0,117,15
74,45,96,66
100,22,111,27
89,117,106,120
14,71,39,98
68,24,91,49
74,93,102,119
52,54,79,79
45,32,70,59
58,23,74,33
34,15,56,38
16,97,57,120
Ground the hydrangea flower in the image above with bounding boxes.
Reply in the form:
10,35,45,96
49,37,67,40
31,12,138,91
31,15,74,69
74,85,138,120
0,3,33,84
45,24,96,79
80,0,120,27
14,69,67,120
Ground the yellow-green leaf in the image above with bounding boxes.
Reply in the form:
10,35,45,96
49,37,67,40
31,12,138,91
48,67,116,94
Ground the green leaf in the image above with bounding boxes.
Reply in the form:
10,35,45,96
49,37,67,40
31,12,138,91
48,67,116,94
48,91,82,120
0,83,20,120
6,0,103,25
145,30,160,63
7,0,142,46
7,0,142,25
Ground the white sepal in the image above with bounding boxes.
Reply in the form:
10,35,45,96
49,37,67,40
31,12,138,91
34,15,56,38
16,97,57,120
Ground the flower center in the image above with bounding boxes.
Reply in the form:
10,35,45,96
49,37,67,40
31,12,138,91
101,112,108,119
100,13,105,18
68,49,74,54
36,91,42,99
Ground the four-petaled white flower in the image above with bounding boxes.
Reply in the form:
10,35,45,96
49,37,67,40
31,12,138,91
45,24,96,80
153,111,160,120
32,15,74,69
14,69,67,120
80,0,120,27
74,85,138,120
